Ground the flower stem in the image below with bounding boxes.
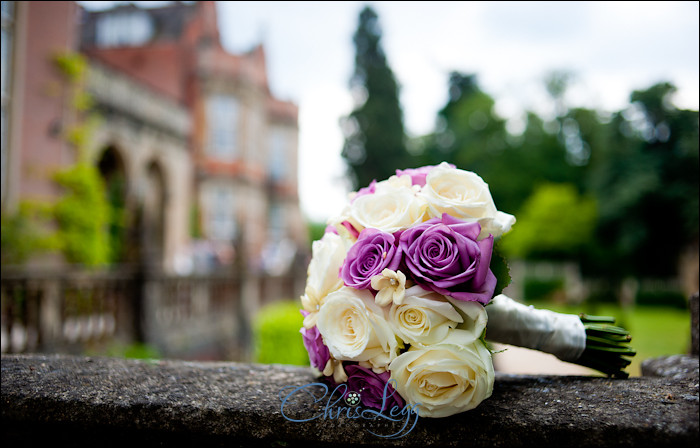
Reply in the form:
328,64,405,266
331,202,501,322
577,314,636,378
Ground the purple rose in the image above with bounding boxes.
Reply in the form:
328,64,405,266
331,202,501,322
398,213,496,304
300,310,330,371
340,228,402,290
345,364,404,411
351,179,377,202
396,164,455,187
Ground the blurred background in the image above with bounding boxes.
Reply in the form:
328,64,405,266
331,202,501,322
1,1,697,377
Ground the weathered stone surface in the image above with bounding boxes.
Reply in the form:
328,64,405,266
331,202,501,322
641,354,699,382
2,354,698,447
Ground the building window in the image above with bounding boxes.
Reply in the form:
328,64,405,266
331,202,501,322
206,95,239,161
268,128,286,181
267,200,285,243
246,108,262,165
1,1,14,205
203,183,237,242
95,11,153,47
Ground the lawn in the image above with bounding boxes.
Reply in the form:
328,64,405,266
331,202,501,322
526,300,692,377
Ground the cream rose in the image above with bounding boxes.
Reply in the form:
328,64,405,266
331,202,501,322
300,232,347,328
446,297,488,343
388,285,463,345
389,333,495,418
346,184,427,234
315,287,399,372
420,162,515,239
375,173,418,193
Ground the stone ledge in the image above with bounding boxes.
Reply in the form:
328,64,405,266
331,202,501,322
2,354,698,447
641,354,699,381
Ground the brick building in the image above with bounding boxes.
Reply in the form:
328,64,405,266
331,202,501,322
2,1,308,274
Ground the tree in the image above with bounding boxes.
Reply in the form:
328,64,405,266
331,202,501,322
416,71,584,218
585,82,699,279
341,6,411,190
500,183,597,260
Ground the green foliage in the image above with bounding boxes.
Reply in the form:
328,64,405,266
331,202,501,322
415,72,587,217
490,243,512,296
0,202,59,265
3,163,118,267
190,203,203,239
65,114,101,153
413,70,697,285
1,51,114,268
635,289,688,309
523,277,565,301
96,342,161,360
500,183,597,260
53,51,102,160
52,163,112,265
253,300,309,366
338,19,697,287
53,51,88,83
586,82,699,278
307,221,327,246
341,6,413,190
15,51,115,267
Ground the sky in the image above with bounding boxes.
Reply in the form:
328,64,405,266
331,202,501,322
79,1,700,223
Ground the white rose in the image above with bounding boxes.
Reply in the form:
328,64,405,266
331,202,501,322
388,285,464,345
374,173,418,193
301,232,347,328
347,186,427,234
420,162,515,239
446,297,488,344
325,203,360,243
389,333,495,418
316,287,400,372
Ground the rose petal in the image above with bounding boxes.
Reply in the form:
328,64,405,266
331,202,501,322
473,234,494,287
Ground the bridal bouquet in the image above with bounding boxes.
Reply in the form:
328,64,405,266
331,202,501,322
299,162,635,418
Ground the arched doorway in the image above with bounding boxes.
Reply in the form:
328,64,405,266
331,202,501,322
96,145,131,264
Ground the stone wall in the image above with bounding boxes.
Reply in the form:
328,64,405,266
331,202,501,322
3,293,698,447
2,353,697,447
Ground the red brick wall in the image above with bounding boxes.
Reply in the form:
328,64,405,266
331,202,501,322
17,1,80,201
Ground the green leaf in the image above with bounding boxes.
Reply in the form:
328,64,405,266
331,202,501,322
490,242,511,296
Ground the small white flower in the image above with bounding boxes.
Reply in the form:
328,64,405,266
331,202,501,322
370,269,407,306
323,356,348,383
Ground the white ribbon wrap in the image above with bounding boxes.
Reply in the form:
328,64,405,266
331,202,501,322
485,294,587,363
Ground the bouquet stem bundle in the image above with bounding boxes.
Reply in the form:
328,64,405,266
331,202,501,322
485,294,636,378
577,314,636,378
